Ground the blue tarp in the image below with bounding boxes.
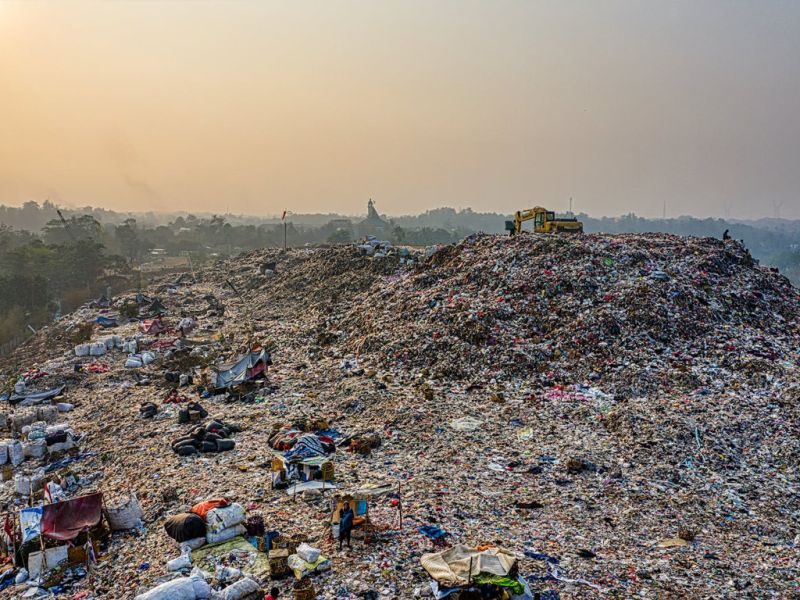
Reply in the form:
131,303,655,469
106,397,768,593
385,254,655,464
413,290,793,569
96,316,118,328
419,525,447,540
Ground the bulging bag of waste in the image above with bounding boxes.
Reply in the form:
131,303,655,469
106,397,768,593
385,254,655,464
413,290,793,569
134,574,212,600
89,342,107,357
167,546,192,572
205,524,246,545
141,351,156,365
36,405,58,423
205,503,245,534
24,440,46,459
219,577,260,600
126,356,143,368
74,344,90,357
106,493,144,531
15,470,44,495
180,536,207,550
297,542,321,564
0,443,7,465
8,440,24,466
215,565,242,584
11,412,35,432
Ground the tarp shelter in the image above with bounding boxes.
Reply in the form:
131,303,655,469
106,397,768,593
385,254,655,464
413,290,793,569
212,348,271,390
140,318,168,335
147,298,168,316
272,453,333,488
9,385,65,406
41,492,103,541
421,545,519,588
330,483,396,534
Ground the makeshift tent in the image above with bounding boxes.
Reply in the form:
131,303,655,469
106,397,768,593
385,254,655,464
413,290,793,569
140,318,168,335
272,454,333,488
41,492,103,541
421,545,519,588
330,483,396,535
9,385,65,406
212,348,271,390
147,298,168,315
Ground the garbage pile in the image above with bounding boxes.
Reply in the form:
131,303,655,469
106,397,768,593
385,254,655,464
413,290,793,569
339,233,800,396
0,234,796,599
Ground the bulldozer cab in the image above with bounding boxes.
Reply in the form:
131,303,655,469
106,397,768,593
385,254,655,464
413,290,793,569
535,211,556,229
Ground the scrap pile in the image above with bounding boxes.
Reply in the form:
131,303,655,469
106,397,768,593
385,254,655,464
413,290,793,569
340,233,799,396
0,234,795,598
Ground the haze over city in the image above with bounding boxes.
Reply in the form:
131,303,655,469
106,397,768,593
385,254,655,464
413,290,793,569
1,0,799,219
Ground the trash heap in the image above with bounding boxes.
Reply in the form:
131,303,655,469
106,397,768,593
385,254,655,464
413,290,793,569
339,233,799,396
0,234,796,599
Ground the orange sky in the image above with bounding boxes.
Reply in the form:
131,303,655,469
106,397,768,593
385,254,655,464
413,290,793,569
0,1,798,218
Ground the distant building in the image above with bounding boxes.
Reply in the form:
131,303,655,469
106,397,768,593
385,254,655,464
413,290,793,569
358,198,391,238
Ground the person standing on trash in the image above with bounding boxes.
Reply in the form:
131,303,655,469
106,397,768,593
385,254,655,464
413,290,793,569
723,229,731,240
264,586,280,600
339,503,354,550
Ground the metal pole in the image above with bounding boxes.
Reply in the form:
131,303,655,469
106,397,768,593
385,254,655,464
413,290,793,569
283,222,287,251
398,482,403,531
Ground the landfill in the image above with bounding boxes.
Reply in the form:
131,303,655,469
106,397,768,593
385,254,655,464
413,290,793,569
0,232,798,599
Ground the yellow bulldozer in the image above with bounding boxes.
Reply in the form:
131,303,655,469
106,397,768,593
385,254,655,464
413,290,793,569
505,207,583,235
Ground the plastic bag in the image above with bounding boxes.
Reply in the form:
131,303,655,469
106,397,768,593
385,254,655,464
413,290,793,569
205,503,245,534
106,493,144,531
219,578,260,600
297,542,321,564
179,536,207,550
134,574,212,600
89,342,107,356
205,524,246,545
167,546,192,572
8,440,24,466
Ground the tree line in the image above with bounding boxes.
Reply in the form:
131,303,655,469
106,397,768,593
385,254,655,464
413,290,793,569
0,202,797,346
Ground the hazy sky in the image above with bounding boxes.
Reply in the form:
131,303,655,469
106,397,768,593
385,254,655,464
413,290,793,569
1,1,799,219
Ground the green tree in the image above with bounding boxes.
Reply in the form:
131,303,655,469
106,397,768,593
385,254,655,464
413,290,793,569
115,218,151,263
327,229,352,244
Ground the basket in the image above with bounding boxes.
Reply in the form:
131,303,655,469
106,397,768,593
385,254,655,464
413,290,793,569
268,548,290,577
273,533,308,555
293,577,315,600
320,461,334,481
271,534,290,551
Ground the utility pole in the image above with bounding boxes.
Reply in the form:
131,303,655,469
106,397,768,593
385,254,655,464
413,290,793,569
282,210,291,251
569,196,573,214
